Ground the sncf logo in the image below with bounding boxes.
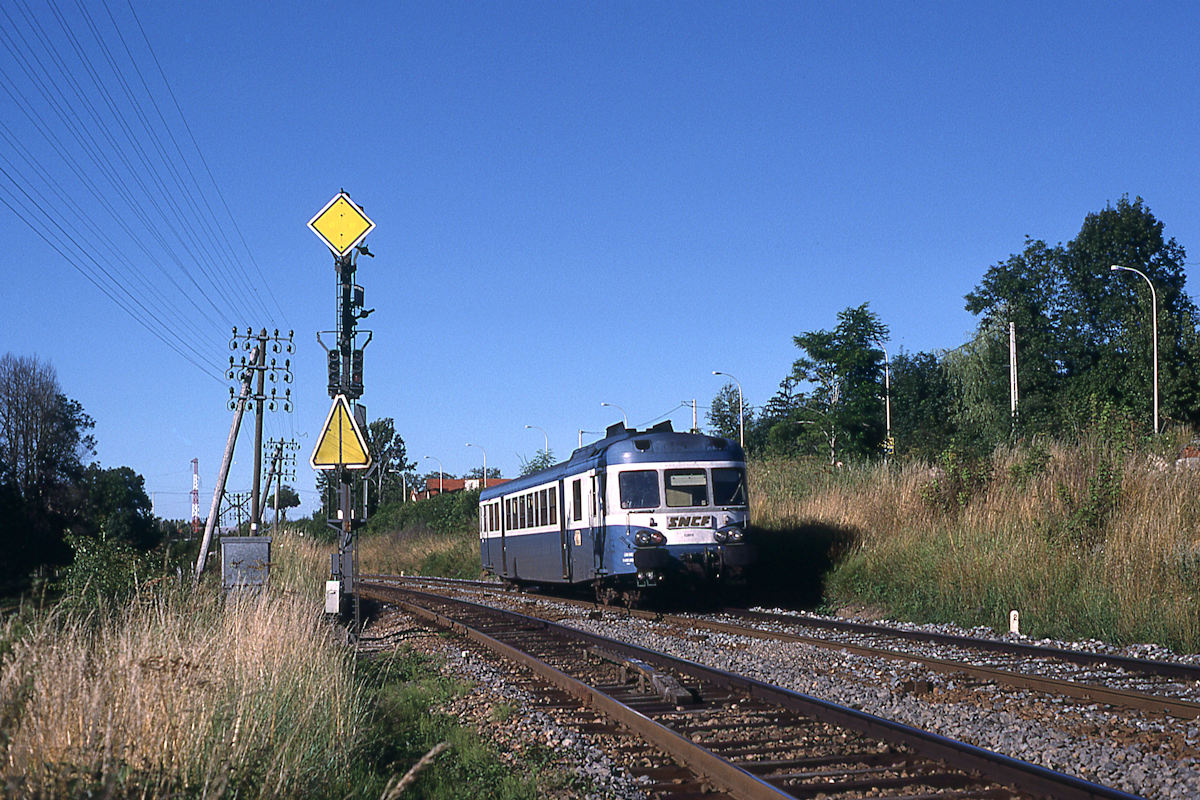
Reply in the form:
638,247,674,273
667,515,712,529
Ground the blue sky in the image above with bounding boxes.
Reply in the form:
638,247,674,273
3,1,1200,521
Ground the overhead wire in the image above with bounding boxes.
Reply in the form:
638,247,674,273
121,0,288,326
0,180,224,382
37,0,246,322
67,0,270,321
0,6,237,331
0,0,295,385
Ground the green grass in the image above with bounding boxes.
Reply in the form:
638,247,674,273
348,648,553,800
750,435,1200,652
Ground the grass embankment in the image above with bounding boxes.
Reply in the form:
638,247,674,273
359,489,484,578
751,429,1200,652
0,529,548,799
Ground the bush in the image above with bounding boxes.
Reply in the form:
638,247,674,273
54,532,147,613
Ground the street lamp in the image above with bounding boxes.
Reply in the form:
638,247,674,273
711,371,744,447
600,402,628,428
422,455,443,495
465,442,488,488
1110,264,1159,433
524,424,549,454
579,429,602,448
874,340,891,462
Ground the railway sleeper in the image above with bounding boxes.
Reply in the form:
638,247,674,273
588,645,700,706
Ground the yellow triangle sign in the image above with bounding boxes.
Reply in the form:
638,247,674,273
311,395,372,470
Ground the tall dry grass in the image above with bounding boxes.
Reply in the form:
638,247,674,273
750,437,1200,651
0,581,364,797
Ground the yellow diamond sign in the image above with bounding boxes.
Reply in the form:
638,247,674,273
308,192,375,256
311,395,372,470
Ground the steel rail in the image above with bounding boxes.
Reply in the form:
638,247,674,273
364,583,793,799
360,581,1147,800
369,574,1200,719
731,608,1200,683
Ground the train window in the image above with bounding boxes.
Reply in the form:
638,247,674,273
526,494,534,527
665,469,709,507
712,468,747,506
539,490,548,526
572,479,582,521
505,498,512,528
549,489,557,524
619,470,660,509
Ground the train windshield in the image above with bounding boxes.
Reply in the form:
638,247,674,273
665,469,709,507
619,470,660,509
712,467,747,506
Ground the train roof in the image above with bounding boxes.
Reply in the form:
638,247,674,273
479,421,744,500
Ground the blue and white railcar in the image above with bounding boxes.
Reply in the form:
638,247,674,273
479,421,751,593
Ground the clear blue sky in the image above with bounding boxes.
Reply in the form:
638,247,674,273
3,1,1200,521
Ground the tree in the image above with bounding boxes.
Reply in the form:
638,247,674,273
889,350,955,460
707,383,751,442
964,196,1200,437
466,466,502,481
273,484,301,522
0,353,95,504
78,464,159,550
788,303,890,462
518,449,555,476
365,417,416,508
0,354,96,576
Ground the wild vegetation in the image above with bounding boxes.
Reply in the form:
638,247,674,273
0,534,551,799
749,423,1200,652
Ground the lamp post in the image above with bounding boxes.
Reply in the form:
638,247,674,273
422,455,443,496
712,371,744,447
524,424,549,454
600,402,627,428
1110,264,1159,434
874,341,891,463
465,442,488,488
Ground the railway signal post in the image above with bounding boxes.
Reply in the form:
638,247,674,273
309,191,375,629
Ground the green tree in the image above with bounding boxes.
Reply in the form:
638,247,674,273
964,196,1200,437
78,464,159,550
518,449,555,476
365,417,416,508
0,353,95,503
889,350,955,460
466,466,502,481
707,383,751,442
0,354,96,577
788,303,890,462
273,484,301,522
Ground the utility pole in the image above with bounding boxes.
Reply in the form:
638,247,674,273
229,328,294,533
683,399,697,433
263,438,298,533
1009,321,1019,436
190,458,200,537
194,351,256,581
310,191,376,632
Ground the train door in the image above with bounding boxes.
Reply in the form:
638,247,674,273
500,497,509,575
557,481,569,580
591,471,605,575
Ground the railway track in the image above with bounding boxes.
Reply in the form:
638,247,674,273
361,574,1200,720
358,579,1146,800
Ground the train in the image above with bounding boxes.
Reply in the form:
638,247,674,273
478,421,753,601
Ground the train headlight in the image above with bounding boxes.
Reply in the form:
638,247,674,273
634,530,666,547
715,527,744,544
